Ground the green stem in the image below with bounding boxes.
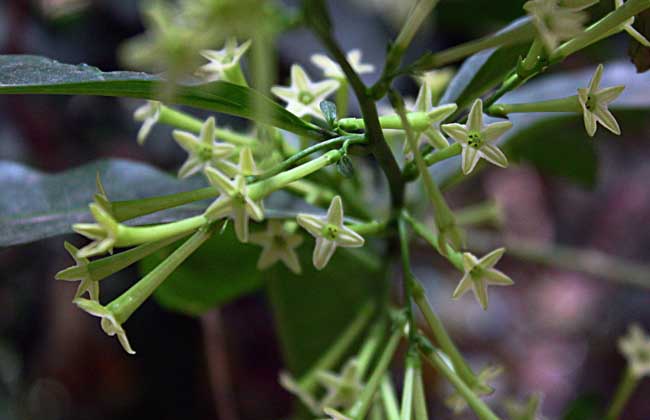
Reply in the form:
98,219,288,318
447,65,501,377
299,300,375,392
421,348,501,420
413,364,429,420
604,367,639,420
112,187,216,222
488,96,581,117
336,79,350,118
313,22,405,209
403,143,461,182
402,211,464,271
108,225,214,323
381,376,401,420
400,354,417,420
339,112,431,132
350,220,390,236
116,215,208,247
347,327,402,420
519,38,544,74
551,0,650,62
159,105,258,146
248,135,365,182
406,20,535,72
356,319,387,378
398,217,417,342
56,233,189,282
455,200,503,227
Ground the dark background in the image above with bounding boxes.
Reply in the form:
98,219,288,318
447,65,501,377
0,0,649,419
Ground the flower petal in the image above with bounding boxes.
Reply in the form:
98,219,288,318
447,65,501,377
479,144,508,168
452,273,473,299
461,145,481,175
335,227,365,248
477,247,505,269
291,64,311,92
297,214,326,238
472,278,489,310
441,123,469,143
313,237,337,270
173,130,199,153
467,99,484,132
200,117,216,144
582,108,597,137
280,249,302,274
204,196,233,221
245,198,265,222
427,103,458,123
204,167,237,196
595,85,625,104
589,64,604,93
624,23,650,47
482,121,513,143
178,156,203,179
594,104,621,135
271,86,298,102
233,204,250,242
327,196,345,227
485,268,514,286
414,84,432,113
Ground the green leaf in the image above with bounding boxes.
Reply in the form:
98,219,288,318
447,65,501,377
142,224,264,316
0,159,207,247
439,18,531,112
267,240,383,376
0,55,324,138
628,9,650,73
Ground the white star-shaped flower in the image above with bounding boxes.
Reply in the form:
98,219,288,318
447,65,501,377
315,359,364,411
197,38,252,82
441,99,512,175
618,324,650,378
172,117,236,179
296,196,365,270
524,0,591,52
73,203,120,258
452,247,514,310
577,64,625,137
402,83,457,155
615,0,650,47
249,220,303,274
133,100,162,145
56,242,99,301
203,148,264,243
311,49,375,79
74,298,135,355
271,64,340,119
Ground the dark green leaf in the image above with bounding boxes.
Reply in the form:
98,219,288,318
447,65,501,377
267,240,383,375
0,159,207,247
628,9,650,73
0,55,323,137
143,224,264,316
439,18,531,113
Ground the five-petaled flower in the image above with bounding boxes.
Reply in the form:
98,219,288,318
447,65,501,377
74,298,135,354
524,0,593,52
403,83,457,155
249,220,303,274
133,100,162,145
618,324,650,378
73,203,120,258
452,247,514,310
442,99,512,175
271,64,339,119
311,49,375,79
297,196,364,270
315,359,364,411
172,116,236,178
203,148,264,243
56,242,99,301
197,38,251,82
577,64,625,137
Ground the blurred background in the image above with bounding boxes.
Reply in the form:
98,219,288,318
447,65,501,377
0,0,649,419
